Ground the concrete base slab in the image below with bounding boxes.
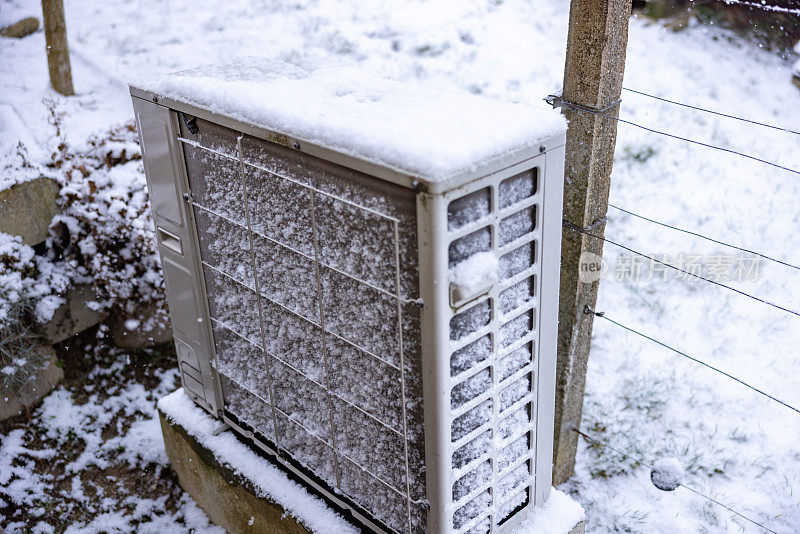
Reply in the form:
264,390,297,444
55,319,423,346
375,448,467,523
158,389,586,534
0,345,63,421
158,404,310,534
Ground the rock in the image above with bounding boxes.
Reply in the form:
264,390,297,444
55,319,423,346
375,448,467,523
642,0,684,20
0,344,62,421
0,176,59,246
109,300,172,349
36,284,109,344
664,10,693,32
0,17,39,39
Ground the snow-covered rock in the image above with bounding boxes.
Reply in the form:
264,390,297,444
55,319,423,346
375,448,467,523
650,457,684,492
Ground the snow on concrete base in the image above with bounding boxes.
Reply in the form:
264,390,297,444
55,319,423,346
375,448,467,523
157,388,359,534
511,488,585,534
160,388,583,534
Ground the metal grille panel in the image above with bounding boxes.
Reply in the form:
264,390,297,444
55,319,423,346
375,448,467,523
446,168,541,533
179,118,426,533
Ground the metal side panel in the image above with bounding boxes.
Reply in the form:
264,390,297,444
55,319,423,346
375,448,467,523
533,139,565,506
417,190,451,534
132,96,221,415
420,141,561,534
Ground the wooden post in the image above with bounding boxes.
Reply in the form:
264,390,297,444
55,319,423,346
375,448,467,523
41,0,74,96
552,0,632,485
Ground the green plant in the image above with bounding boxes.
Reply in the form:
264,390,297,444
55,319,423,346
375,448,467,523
0,297,49,394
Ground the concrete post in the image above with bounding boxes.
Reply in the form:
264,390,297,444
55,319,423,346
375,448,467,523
41,0,74,96
552,0,632,485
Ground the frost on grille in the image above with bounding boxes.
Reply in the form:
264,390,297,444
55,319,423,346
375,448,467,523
181,118,426,533
446,169,540,531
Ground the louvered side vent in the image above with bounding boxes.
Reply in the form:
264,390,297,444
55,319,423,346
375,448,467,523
180,118,427,533
446,170,540,533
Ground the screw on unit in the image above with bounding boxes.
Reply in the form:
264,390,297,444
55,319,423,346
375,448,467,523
293,141,301,149
180,112,199,134
182,193,190,201
152,95,158,103
539,145,546,153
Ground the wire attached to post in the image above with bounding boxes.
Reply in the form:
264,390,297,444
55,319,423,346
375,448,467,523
545,94,622,114
562,220,800,318
583,305,800,416
546,95,800,177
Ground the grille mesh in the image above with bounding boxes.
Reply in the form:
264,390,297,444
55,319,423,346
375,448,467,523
180,118,426,533
447,169,540,533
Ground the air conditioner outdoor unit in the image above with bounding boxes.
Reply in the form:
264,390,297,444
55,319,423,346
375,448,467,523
130,59,566,534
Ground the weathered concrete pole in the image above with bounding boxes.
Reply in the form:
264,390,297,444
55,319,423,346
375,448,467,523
41,0,74,96
552,0,632,485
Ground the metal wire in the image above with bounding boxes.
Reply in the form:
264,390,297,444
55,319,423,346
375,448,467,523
562,220,800,318
236,134,283,453
621,88,800,136
586,307,800,416
392,219,414,533
178,137,400,222
219,344,429,508
572,427,780,534
607,204,800,271
191,200,417,305
210,316,405,437
549,100,800,176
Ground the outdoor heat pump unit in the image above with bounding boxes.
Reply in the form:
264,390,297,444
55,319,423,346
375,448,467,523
130,59,567,534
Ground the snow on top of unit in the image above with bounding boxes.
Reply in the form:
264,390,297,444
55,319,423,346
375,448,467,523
157,388,359,534
134,57,566,181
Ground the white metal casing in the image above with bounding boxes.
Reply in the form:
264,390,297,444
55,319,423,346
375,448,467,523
131,83,565,534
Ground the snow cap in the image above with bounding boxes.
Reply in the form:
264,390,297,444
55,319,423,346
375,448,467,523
134,57,566,181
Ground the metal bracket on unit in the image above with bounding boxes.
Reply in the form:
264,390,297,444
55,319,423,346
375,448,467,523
211,422,231,436
179,111,199,134
449,282,492,311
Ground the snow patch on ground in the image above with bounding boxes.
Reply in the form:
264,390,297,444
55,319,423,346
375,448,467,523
512,489,585,534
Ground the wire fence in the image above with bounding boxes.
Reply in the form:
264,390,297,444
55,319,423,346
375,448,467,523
584,306,800,416
546,95,800,176
621,87,800,137
550,76,800,532
562,220,800,318
607,203,800,271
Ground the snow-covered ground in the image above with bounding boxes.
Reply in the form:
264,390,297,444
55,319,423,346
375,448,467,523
1,0,799,532
0,344,224,532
